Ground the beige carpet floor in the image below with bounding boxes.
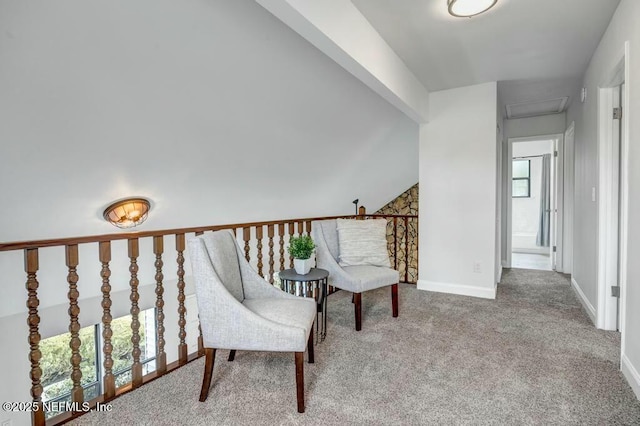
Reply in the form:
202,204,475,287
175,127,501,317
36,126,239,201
72,269,640,425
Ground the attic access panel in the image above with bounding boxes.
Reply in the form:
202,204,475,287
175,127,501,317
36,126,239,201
506,97,569,119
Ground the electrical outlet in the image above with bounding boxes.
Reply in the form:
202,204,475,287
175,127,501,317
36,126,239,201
473,262,482,273
592,187,596,202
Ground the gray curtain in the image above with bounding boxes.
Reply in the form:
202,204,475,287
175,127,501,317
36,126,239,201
536,154,551,247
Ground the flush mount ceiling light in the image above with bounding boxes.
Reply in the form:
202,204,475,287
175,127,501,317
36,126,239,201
448,0,498,18
103,197,151,229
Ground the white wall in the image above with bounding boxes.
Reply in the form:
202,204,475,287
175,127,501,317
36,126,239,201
0,0,421,423
0,0,420,320
419,82,498,299
512,140,553,253
0,0,418,244
566,0,640,399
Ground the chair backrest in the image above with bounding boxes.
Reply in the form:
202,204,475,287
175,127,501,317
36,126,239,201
312,219,339,262
198,231,245,302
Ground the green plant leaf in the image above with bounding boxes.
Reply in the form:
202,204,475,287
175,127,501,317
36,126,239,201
287,235,315,259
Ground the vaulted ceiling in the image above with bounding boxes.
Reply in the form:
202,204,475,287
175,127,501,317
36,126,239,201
351,0,620,116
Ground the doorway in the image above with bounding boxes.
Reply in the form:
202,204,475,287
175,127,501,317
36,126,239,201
597,58,628,332
505,134,564,272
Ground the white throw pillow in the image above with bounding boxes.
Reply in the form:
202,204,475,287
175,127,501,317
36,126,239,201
336,218,391,268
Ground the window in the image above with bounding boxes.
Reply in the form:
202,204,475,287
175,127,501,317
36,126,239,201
40,308,157,418
40,325,99,419
111,310,157,387
512,159,530,198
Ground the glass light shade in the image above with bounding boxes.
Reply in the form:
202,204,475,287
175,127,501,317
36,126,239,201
448,0,498,17
103,198,151,229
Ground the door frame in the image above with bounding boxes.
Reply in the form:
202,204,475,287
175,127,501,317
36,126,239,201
562,122,575,275
596,42,630,333
505,133,564,270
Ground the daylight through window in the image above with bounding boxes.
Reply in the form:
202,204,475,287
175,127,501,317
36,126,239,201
512,159,531,198
40,308,157,419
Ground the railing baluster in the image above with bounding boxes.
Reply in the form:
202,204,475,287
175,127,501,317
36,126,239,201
288,223,295,268
99,241,115,398
25,248,45,426
297,220,304,236
305,220,312,236
176,233,188,365
394,217,398,271
256,226,264,277
243,227,251,263
153,236,167,374
278,223,285,271
404,217,409,283
268,225,275,283
65,244,83,406
128,238,143,388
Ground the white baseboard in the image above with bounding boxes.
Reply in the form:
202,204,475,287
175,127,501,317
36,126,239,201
502,260,509,268
621,353,640,400
571,277,596,325
497,266,503,283
418,279,496,300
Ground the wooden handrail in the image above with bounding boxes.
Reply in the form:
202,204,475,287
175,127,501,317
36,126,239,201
0,214,417,251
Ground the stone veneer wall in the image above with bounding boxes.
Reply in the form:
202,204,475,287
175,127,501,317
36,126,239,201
375,183,418,282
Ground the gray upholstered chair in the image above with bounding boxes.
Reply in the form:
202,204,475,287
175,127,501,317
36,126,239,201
312,219,399,331
188,230,317,413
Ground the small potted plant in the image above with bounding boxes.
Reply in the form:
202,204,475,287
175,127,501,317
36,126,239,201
288,235,316,275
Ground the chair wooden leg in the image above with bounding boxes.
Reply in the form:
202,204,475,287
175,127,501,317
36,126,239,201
391,283,398,317
307,330,314,364
199,348,216,402
354,292,362,331
295,352,305,413
228,350,236,361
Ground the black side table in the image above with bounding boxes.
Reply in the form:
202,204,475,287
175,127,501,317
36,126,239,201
279,268,329,342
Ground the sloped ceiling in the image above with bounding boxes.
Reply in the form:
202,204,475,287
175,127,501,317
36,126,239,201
352,0,620,114
0,0,418,241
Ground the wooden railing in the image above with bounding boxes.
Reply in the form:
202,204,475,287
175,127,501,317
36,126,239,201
0,210,417,425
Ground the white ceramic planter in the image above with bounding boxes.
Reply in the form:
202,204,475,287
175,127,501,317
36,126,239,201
293,258,313,275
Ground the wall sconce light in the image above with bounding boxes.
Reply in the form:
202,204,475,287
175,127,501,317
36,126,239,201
103,197,151,229
352,199,359,215
448,0,498,18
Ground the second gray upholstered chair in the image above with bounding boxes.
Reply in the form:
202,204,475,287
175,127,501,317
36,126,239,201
312,219,399,331
188,230,316,413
